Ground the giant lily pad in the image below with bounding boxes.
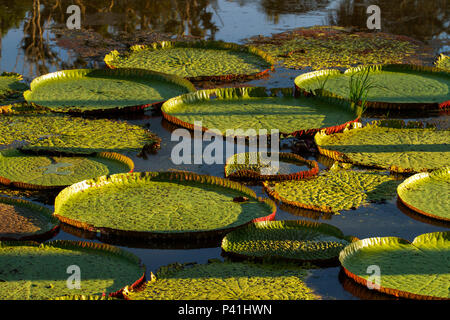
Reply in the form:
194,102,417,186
246,26,434,71
295,65,450,110
162,87,360,137
397,167,450,222
0,114,160,155
0,240,145,300
124,261,319,300
222,220,354,263
23,68,195,114
225,152,319,181
315,120,450,173
104,41,274,81
0,149,133,189
263,167,400,214
54,171,276,239
0,72,28,112
0,197,59,241
339,231,450,300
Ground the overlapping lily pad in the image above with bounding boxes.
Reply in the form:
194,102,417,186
339,231,450,300
124,260,319,300
0,72,28,112
0,240,145,300
0,114,160,155
23,68,195,114
0,149,133,189
0,197,59,241
104,41,274,81
162,87,360,137
54,171,276,239
397,167,449,222
225,152,319,181
263,167,400,214
246,26,433,70
295,65,450,110
222,220,355,263
315,120,450,173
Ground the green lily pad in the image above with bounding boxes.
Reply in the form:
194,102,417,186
0,72,28,111
0,240,145,300
23,68,195,114
124,261,319,300
397,167,450,222
222,220,354,263
0,197,59,241
162,87,359,137
50,295,116,300
247,26,434,70
315,120,450,173
225,152,319,181
263,167,400,214
436,54,450,71
0,113,160,155
104,41,274,81
295,65,450,110
0,149,133,189
54,171,276,239
339,231,450,300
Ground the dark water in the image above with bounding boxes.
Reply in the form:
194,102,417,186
0,0,449,300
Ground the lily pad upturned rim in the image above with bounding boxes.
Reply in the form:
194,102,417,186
23,68,196,115
104,40,276,82
224,152,320,182
314,119,447,174
397,166,450,222
0,240,146,299
54,171,277,240
294,64,450,111
221,220,357,265
339,231,450,300
0,196,60,241
161,87,360,138
0,151,134,191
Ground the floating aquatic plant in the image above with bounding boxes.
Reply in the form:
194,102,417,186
104,40,274,81
54,171,276,240
24,68,195,114
124,260,320,300
247,26,434,70
264,166,400,214
397,167,449,222
295,64,450,111
0,197,59,241
0,72,28,112
224,152,319,182
0,114,160,155
0,149,133,189
315,120,450,173
0,240,145,300
162,87,359,138
435,54,450,71
222,220,355,263
339,231,450,300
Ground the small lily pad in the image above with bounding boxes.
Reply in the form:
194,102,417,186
222,220,355,263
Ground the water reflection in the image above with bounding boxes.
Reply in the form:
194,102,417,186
327,0,449,46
